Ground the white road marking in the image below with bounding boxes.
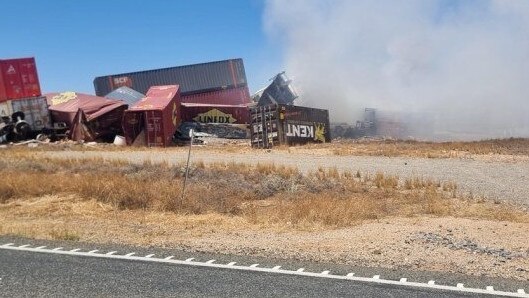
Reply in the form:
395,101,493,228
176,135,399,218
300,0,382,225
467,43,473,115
88,250,98,254
164,256,174,260
185,258,194,262
519,290,526,294
70,248,81,252
2,243,14,247
346,273,355,277
487,286,495,291
52,247,63,251
125,253,136,257
106,251,117,255
35,246,46,249
457,283,465,288
296,268,305,272
1,245,526,298
205,260,215,264
428,280,435,285
321,270,330,275
400,278,407,283
272,266,281,270
145,254,155,258
372,275,380,279
18,244,30,248
227,262,236,266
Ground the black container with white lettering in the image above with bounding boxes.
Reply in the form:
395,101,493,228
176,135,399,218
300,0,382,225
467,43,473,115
250,104,331,148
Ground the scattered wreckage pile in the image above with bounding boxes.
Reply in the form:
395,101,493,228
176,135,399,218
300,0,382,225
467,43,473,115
0,56,332,148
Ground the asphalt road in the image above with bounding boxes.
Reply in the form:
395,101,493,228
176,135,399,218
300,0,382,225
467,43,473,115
0,249,483,298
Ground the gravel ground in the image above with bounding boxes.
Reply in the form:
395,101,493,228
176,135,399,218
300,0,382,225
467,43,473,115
41,150,529,205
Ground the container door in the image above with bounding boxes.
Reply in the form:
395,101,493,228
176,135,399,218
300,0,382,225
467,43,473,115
145,110,165,147
19,58,41,98
250,105,278,148
2,60,24,100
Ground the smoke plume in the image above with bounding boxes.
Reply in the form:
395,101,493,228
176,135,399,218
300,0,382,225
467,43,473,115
264,0,529,140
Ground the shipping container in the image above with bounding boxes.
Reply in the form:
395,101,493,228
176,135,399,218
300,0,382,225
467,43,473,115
46,92,127,142
94,59,247,97
181,86,251,105
255,72,298,106
122,85,181,147
181,103,250,124
0,57,41,101
250,104,331,148
104,86,144,107
10,96,51,131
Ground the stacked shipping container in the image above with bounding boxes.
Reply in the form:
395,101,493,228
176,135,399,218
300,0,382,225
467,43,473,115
94,59,248,97
0,57,51,139
0,57,41,101
95,59,252,126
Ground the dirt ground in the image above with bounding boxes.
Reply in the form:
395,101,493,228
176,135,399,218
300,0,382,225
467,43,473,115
1,195,528,281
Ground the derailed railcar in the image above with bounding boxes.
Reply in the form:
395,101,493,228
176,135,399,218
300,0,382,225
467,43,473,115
122,85,181,147
250,104,330,148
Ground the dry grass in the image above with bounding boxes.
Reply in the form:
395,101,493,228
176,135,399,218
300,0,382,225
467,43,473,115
300,138,529,158
0,149,527,231
8,137,529,159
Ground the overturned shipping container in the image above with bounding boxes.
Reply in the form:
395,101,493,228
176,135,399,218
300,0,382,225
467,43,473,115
94,59,247,97
122,85,181,147
46,92,127,142
0,57,41,101
250,104,331,148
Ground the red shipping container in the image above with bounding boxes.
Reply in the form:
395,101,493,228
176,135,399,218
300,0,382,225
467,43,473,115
181,86,250,105
0,57,41,101
181,103,250,124
122,85,181,147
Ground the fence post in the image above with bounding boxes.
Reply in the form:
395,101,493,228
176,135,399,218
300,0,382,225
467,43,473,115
180,128,194,204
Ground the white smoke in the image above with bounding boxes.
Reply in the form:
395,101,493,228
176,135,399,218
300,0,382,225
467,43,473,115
263,0,529,140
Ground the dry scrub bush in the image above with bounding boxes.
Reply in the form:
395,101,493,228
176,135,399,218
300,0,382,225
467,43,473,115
0,151,527,227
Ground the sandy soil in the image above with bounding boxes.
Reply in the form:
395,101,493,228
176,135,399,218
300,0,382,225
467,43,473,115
1,195,528,281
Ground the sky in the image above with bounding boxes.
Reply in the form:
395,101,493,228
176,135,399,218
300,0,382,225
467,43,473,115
2,0,528,139
0,0,280,94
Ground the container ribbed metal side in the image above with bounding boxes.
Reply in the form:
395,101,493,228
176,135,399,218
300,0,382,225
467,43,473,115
250,104,331,148
94,59,247,97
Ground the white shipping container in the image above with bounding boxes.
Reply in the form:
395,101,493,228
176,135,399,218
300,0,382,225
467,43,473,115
10,96,51,131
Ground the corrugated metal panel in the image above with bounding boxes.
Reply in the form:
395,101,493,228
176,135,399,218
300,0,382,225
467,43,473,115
123,85,181,147
181,86,251,105
10,96,51,131
105,86,144,107
0,57,42,101
94,59,247,97
181,103,250,124
250,104,331,148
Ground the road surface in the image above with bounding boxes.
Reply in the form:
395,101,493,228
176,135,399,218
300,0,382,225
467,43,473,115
0,248,487,298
